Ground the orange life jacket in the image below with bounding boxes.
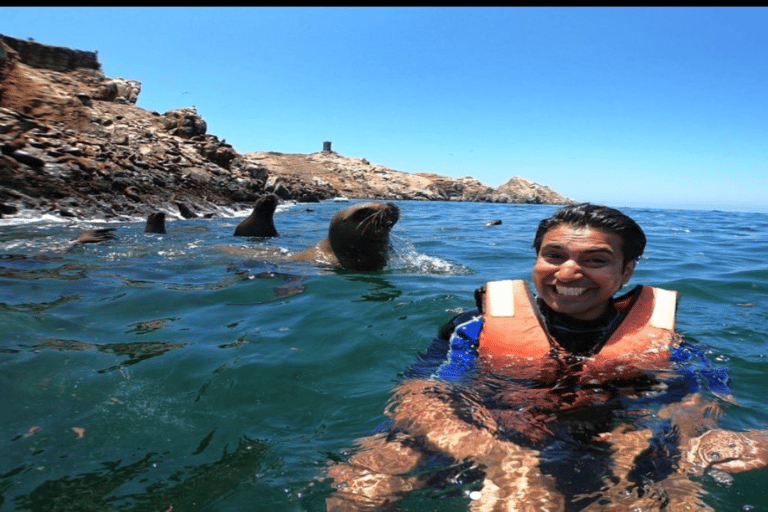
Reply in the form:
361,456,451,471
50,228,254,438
477,279,679,381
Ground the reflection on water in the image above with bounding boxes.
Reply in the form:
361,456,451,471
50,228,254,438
13,436,269,512
0,293,82,313
0,260,90,281
21,339,188,374
326,354,756,511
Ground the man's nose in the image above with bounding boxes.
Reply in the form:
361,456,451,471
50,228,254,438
555,259,583,281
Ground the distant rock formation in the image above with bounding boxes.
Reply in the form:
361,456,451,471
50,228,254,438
495,175,570,204
248,150,575,205
0,34,574,221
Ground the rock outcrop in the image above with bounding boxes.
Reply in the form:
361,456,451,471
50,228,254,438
0,34,574,221
248,150,575,204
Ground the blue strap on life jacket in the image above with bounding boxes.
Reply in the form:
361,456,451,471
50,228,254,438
371,315,483,435
432,314,482,383
404,313,483,382
671,341,732,396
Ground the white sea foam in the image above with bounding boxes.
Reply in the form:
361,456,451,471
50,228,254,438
389,236,472,275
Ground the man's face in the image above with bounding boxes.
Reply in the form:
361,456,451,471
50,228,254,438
532,224,636,321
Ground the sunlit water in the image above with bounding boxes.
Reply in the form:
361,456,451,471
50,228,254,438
0,201,766,511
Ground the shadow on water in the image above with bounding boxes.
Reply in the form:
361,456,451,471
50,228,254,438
19,339,188,374
0,260,92,281
0,294,82,314
338,274,403,303
10,436,269,512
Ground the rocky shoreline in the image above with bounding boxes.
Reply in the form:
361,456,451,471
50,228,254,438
0,34,575,222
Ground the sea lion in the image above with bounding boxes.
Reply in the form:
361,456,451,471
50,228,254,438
289,202,399,271
176,202,198,219
70,228,116,246
233,194,279,237
1,228,116,261
54,229,116,254
144,212,166,234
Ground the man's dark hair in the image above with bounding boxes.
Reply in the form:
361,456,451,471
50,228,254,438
533,203,646,265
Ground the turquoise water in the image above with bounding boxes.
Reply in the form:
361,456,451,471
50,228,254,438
1,201,767,511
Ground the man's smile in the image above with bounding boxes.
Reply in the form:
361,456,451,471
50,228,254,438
554,284,588,296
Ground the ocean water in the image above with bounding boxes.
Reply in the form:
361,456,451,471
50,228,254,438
0,200,766,512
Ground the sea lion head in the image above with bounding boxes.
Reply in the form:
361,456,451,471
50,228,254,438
328,202,399,271
145,212,166,234
234,194,279,237
256,193,279,212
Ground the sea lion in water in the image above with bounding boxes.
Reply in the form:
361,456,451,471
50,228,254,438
1,228,116,261
233,194,279,237
70,228,116,247
54,229,116,254
176,202,198,219
289,202,399,271
144,212,166,234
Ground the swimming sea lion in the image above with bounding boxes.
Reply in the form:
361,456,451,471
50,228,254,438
69,228,116,247
233,194,279,237
176,202,198,219
289,202,399,271
144,212,166,234
0,228,116,262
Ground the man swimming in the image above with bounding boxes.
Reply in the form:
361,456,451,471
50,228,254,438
326,204,767,511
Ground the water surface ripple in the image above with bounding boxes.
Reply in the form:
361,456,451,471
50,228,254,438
1,202,766,511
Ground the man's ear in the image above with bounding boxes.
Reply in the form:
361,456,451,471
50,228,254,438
622,260,637,285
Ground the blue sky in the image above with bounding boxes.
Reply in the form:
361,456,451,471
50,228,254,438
2,7,766,212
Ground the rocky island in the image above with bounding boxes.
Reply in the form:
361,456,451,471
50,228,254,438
0,35,574,221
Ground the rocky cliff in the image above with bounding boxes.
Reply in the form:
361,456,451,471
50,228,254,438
0,35,574,221
246,150,572,205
